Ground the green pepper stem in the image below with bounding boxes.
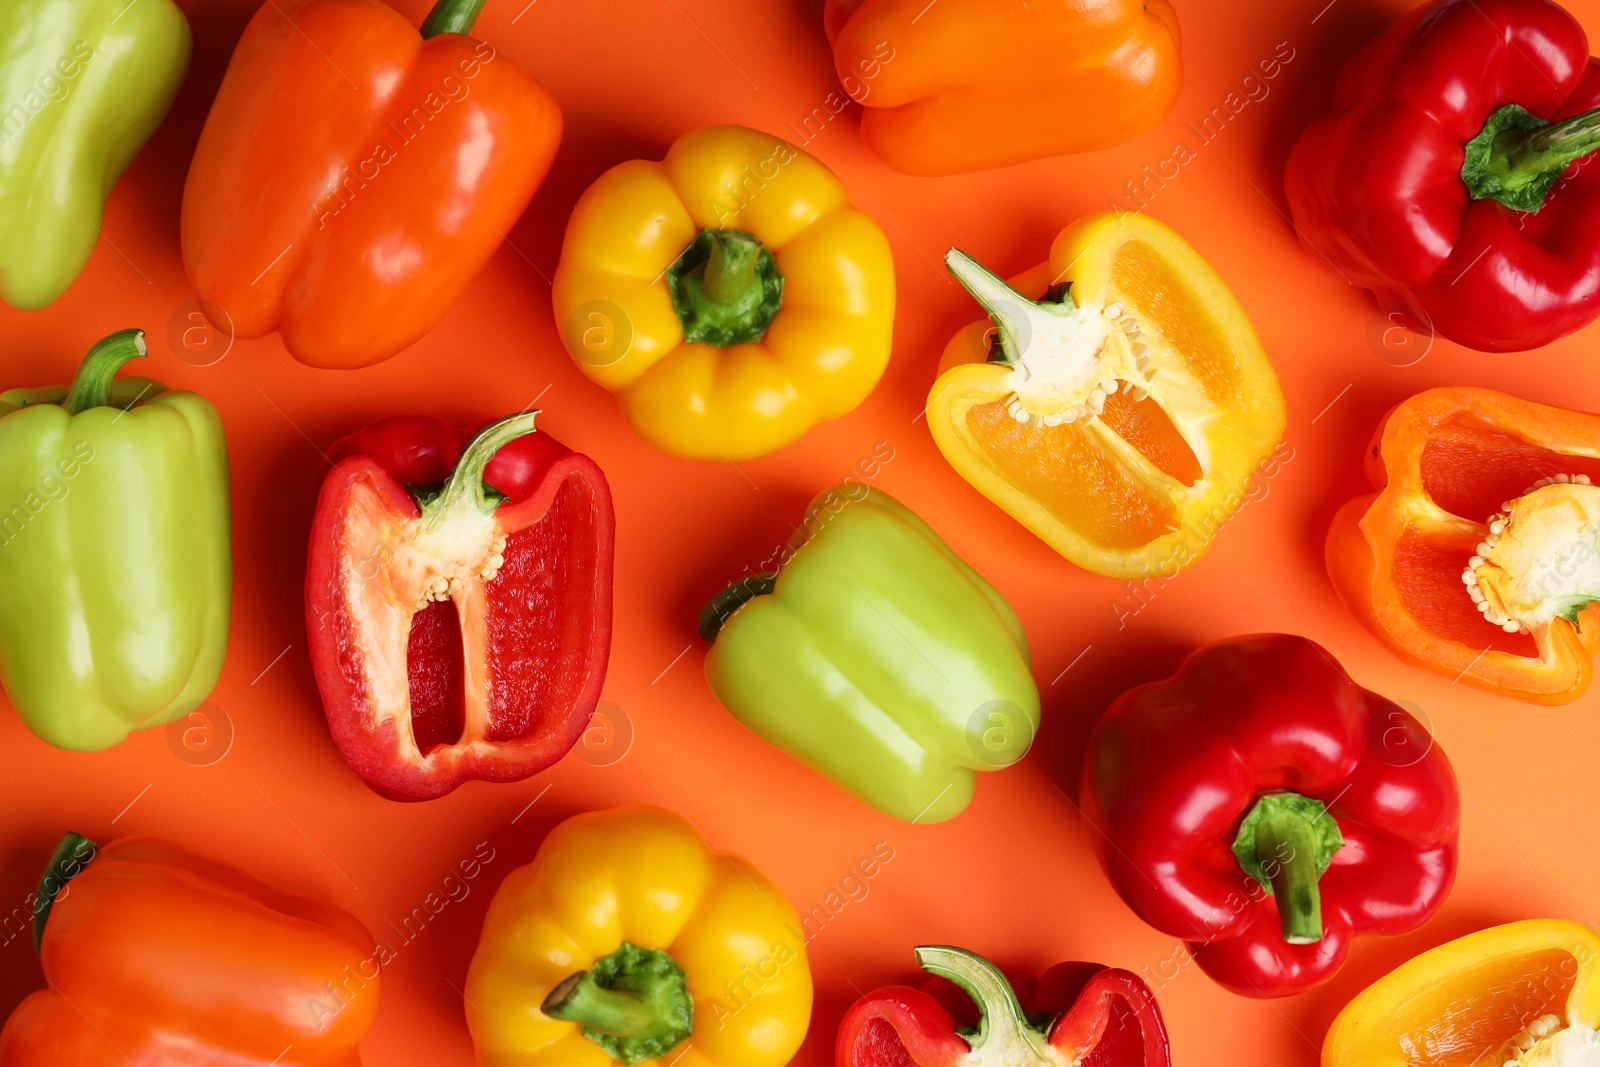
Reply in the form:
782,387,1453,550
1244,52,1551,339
702,232,762,306
665,228,784,347
33,832,97,953
425,412,537,521
697,572,777,641
419,0,487,37
914,946,1056,1059
544,972,664,1036
1462,103,1600,212
541,942,694,1066
1495,107,1600,182
1253,809,1324,943
945,249,1072,368
1230,791,1344,946
64,330,146,416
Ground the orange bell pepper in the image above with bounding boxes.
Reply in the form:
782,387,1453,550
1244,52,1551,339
181,0,561,369
1328,388,1600,705
925,213,1286,579
0,833,382,1066
1323,919,1600,1067
822,0,1181,175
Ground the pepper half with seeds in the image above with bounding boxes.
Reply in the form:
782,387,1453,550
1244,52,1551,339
1328,387,1600,704
1323,920,1600,1067
924,213,1286,579
304,412,614,800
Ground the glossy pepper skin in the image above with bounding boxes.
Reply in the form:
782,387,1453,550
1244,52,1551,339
822,0,1180,175
927,213,1287,579
1324,920,1600,1067
0,330,231,752
1285,0,1600,352
0,832,381,1066
0,0,190,309
552,125,895,460
699,484,1039,824
1329,388,1600,704
1080,634,1460,998
837,946,1170,1067
465,806,812,1067
305,412,613,801
182,0,561,368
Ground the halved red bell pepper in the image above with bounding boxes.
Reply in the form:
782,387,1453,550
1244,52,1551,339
1285,0,1600,352
1079,634,1460,998
837,945,1169,1067
304,412,613,801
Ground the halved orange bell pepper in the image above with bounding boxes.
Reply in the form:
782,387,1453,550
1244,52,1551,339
822,0,1181,175
1323,919,1600,1067
1328,388,1600,704
0,833,382,1066
181,0,561,369
925,213,1286,579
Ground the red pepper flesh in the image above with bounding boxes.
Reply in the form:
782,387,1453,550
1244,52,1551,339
304,413,613,801
1285,0,1600,352
1079,634,1460,998
836,945,1170,1067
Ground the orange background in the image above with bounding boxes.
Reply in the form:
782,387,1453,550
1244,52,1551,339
4,0,1600,1063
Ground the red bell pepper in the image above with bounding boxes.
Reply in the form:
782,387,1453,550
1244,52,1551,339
181,0,562,368
1285,0,1600,352
304,412,613,801
836,945,1169,1067
1078,634,1460,998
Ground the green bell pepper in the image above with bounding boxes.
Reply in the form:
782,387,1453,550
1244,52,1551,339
699,485,1040,823
0,0,191,309
0,330,231,751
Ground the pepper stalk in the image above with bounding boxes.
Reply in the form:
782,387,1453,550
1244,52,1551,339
1231,792,1345,944
418,0,487,38
541,941,694,1066
1462,103,1600,213
64,329,147,415
914,945,1067,1065
666,228,785,346
32,832,98,952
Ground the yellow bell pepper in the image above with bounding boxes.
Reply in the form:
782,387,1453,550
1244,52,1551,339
464,806,813,1067
552,125,895,461
1324,920,1600,1067
925,213,1286,579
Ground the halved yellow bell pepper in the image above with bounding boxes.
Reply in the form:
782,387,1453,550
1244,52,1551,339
464,806,812,1067
925,213,1286,578
552,125,895,461
1324,920,1600,1067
